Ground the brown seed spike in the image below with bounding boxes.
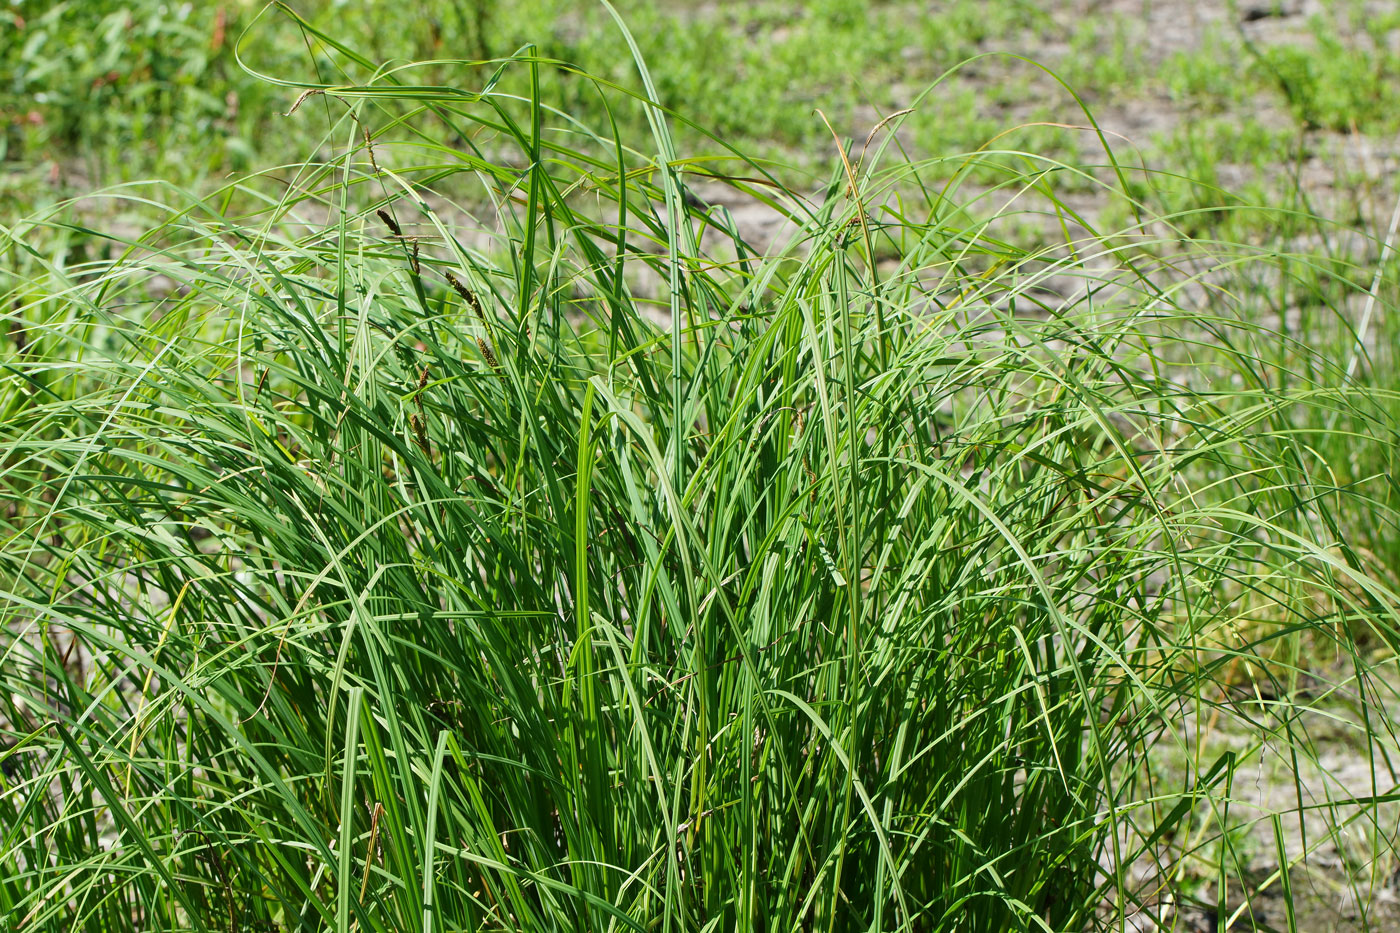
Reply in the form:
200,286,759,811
477,337,500,371
377,209,402,237
416,365,430,413
444,270,471,300
410,413,431,457
445,271,485,319
409,241,421,275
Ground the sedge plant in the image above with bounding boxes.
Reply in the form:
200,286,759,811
2,7,1400,931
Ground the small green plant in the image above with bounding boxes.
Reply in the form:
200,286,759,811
1257,37,1396,132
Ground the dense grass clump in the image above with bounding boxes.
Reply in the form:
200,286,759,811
3,15,1400,932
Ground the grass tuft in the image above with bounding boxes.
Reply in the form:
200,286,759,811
3,10,1400,932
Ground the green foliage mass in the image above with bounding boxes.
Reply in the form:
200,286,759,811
3,3,1400,931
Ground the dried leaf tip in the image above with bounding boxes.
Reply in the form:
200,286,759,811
284,88,322,117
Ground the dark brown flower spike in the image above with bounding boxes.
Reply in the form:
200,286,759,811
444,271,485,319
